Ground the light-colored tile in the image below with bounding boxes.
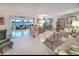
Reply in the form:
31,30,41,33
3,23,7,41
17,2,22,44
4,30,55,55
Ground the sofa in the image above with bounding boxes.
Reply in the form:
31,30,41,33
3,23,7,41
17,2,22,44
54,35,79,55
42,29,79,55
45,31,64,50
0,29,10,44
0,29,13,55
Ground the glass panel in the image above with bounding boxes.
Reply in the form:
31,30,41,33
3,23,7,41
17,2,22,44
15,20,22,26
11,19,16,30
12,31,22,37
15,31,21,36
44,18,50,25
23,30,30,36
11,17,35,37
12,31,16,37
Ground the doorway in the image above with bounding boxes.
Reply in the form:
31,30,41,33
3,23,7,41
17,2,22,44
10,19,34,37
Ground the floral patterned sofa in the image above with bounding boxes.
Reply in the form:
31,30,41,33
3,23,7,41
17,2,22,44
54,35,79,55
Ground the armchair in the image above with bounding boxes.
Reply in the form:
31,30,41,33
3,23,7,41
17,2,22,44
0,29,13,55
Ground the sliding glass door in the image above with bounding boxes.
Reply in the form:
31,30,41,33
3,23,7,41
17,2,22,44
11,19,34,37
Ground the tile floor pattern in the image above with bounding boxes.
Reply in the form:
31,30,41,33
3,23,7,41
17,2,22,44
12,29,30,37
3,30,55,55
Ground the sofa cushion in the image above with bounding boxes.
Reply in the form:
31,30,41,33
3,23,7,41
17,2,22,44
0,39,9,44
0,34,6,40
69,50,79,55
52,39,64,50
0,29,7,40
68,45,79,55
0,33,4,40
70,45,79,52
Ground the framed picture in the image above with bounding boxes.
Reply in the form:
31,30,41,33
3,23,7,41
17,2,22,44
67,16,76,24
0,17,5,25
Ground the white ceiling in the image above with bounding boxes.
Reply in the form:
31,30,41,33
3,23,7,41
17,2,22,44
0,3,79,16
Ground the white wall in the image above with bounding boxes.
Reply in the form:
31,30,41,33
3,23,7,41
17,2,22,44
0,3,78,35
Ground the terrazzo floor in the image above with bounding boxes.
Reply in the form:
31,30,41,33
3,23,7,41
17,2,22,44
3,30,55,55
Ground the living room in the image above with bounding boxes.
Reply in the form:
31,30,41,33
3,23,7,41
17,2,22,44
0,3,79,55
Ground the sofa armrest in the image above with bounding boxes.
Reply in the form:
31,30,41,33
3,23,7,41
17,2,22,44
6,35,12,39
54,40,71,53
0,38,10,44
